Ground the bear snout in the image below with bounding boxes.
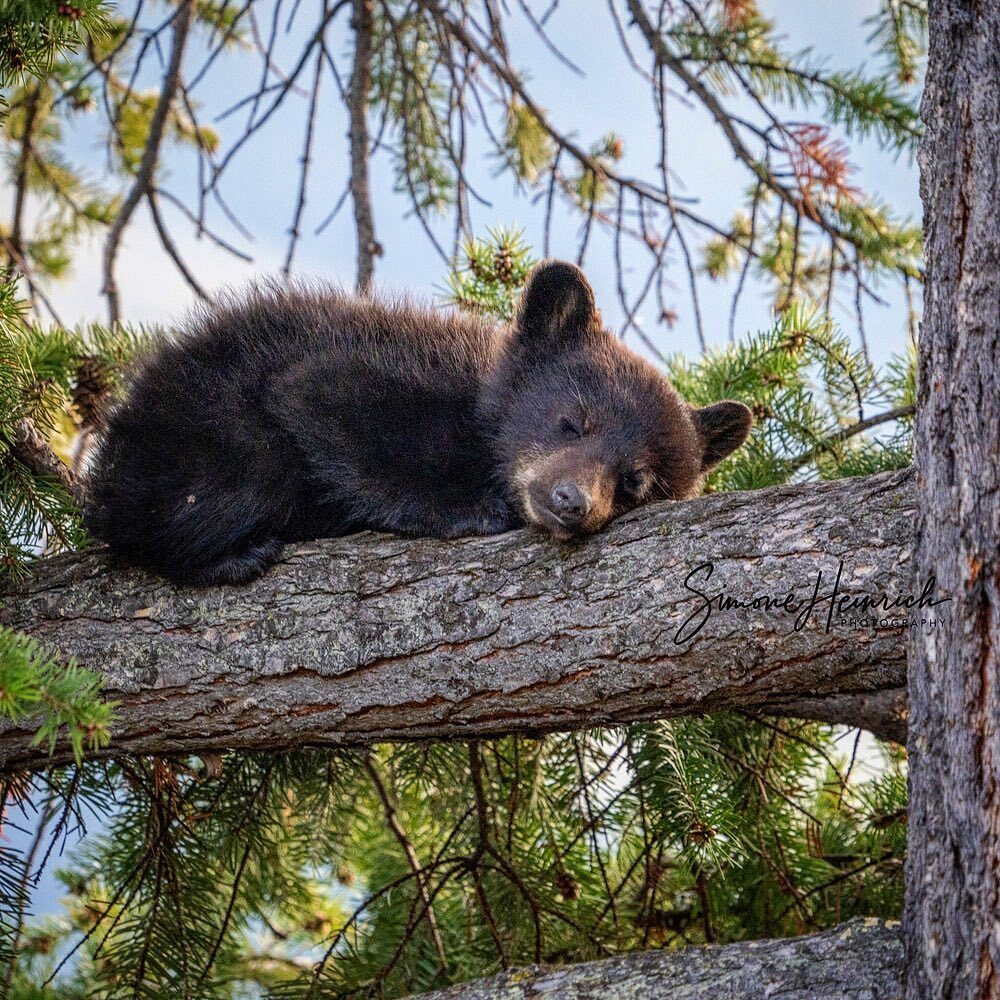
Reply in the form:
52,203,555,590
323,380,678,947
548,481,590,527
522,477,579,537
522,472,614,539
512,444,618,539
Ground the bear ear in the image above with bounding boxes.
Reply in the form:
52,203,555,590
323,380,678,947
515,260,599,347
694,401,753,470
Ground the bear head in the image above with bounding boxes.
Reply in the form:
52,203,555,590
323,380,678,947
483,260,753,539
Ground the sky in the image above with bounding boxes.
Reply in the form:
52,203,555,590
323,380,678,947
38,0,922,369
5,0,922,927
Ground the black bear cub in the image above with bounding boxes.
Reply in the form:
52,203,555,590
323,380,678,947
85,261,752,586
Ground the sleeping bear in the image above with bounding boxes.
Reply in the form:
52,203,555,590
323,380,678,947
84,261,752,586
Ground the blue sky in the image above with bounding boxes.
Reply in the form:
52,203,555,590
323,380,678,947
45,0,921,369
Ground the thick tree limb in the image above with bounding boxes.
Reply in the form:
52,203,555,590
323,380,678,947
0,470,917,772
412,918,903,999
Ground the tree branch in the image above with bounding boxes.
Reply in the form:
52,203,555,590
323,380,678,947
146,191,209,302
101,0,197,326
785,404,916,475
623,0,914,282
348,0,378,292
8,418,84,507
364,756,449,974
0,470,917,772
412,917,902,999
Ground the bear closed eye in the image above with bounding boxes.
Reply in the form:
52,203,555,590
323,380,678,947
84,262,753,585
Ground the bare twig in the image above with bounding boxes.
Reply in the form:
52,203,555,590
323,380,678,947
147,192,209,301
283,39,325,276
349,0,378,291
102,0,198,326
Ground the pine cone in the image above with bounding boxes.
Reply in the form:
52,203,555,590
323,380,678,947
73,356,112,431
493,248,515,284
687,819,716,845
555,871,580,900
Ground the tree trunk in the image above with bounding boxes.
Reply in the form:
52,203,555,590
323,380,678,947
412,918,903,1000
904,3,1000,998
0,470,916,772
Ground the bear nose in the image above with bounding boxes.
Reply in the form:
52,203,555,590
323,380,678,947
549,482,590,524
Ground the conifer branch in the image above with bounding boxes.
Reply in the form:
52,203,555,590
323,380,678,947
364,755,450,974
624,0,913,280
8,417,84,507
785,404,916,474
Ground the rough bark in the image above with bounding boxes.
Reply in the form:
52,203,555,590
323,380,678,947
904,3,1000,998
413,918,903,1000
0,470,916,772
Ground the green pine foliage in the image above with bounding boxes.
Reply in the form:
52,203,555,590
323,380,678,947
1,734,907,997
0,302,82,570
0,304,148,573
672,6,922,152
865,0,928,86
370,1,455,214
669,304,915,488
0,7,118,976
1,2,225,289
0,1,109,89
661,1,925,314
445,227,534,322
0,628,113,760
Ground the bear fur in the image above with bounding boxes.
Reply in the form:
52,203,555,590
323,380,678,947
84,261,752,585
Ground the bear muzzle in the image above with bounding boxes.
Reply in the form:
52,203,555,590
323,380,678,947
547,481,590,528
511,444,617,539
522,474,615,539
